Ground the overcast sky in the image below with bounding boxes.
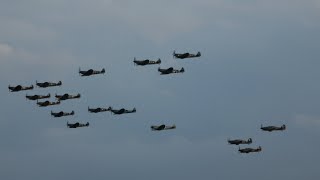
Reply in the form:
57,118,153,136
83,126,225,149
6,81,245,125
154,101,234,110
1,0,320,179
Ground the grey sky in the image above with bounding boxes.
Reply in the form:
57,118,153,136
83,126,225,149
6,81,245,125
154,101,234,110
1,0,320,179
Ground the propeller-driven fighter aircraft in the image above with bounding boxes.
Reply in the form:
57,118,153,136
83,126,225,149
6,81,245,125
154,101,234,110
36,80,62,88
8,84,33,92
158,67,184,75
51,110,75,117
173,51,201,59
108,107,136,115
55,93,81,101
26,93,50,100
228,138,252,145
261,124,286,132
238,146,262,154
79,68,105,76
133,58,161,66
67,122,89,128
37,100,60,107
151,124,176,131
88,106,109,113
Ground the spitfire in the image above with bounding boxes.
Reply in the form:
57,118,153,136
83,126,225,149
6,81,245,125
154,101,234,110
151,124,176,131
88,106,109,113
9,84,34,92
67,122,89,128
158,67,184,75
133,58,161,66
36,81,62,88
37,100,60,107
238,146,262,154
109,107,136,115
51,111,75,118
228,138,252,145
173,51,201,59
55,93,81,101
79,68,105,76
261,124,286,132
26,93,50,101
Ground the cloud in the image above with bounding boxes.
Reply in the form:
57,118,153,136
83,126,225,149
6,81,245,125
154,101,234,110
0,43,13,57
294,114,320,126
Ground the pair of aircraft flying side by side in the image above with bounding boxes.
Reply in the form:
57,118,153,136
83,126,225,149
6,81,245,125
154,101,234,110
228,124,287,154
228,138,262,154
88,106,136,115
9,80,62,92
36,93,81,107
134,57,184,75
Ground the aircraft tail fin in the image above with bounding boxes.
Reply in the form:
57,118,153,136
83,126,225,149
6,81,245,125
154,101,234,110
282,124,286,130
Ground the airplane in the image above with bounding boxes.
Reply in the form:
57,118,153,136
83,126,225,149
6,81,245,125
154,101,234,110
151,124,176,131
133,58,161,66
238,146,262,154
36,80,62,88
26,93,50,100
173,51,201,59
67,122,89,128
8,84,33,92
37,100,60,107
158,67,184,75
228,138,252,145
88,106,109,113
51,110,74,118
55,93,81,101
108,107,136,115
79,68,105,76
261,124,286,132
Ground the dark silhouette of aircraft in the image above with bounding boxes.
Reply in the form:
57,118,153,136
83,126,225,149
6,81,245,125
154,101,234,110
151,124,176,131
158,67,184,75
8,84,33,92
108,107,136,115
37,100,60,107
55,93,81,101
36,80,62,88
173,51,201,59
133,58,161,66
88,106,109,113
238,146,262,154
79,68,105,76
261,124,286,132
228,138,252,145
67,122,89,128
51,110,74,117
26,93,50,100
